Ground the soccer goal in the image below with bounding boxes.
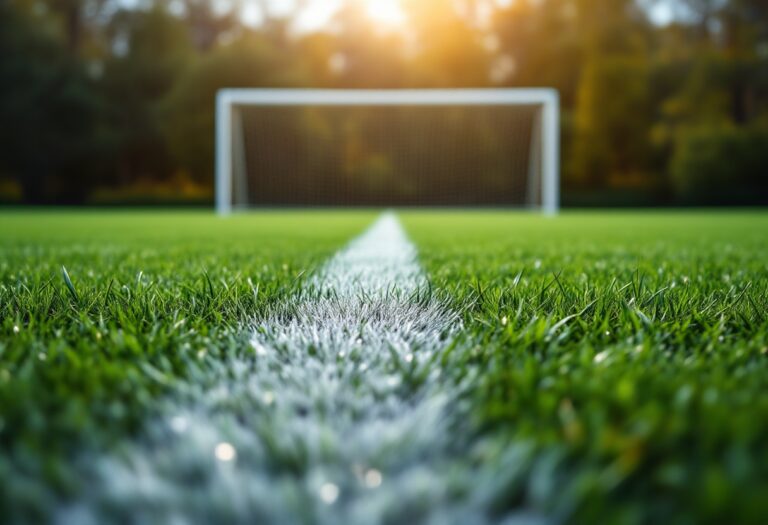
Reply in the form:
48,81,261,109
215,89,559,214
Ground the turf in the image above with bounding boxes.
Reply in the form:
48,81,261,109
402,210,768,524
2,209,768,523
0,210,376,518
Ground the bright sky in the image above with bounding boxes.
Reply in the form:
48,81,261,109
241,0,407,31
648,3,675,25
238,0,680,33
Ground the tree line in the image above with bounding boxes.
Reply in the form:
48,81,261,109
0,0,766,205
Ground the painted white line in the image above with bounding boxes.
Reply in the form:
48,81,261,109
60,213,536,525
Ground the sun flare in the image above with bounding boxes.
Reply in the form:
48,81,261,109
364,0,406,27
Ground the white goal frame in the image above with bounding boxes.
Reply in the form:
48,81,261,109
215,88,559,214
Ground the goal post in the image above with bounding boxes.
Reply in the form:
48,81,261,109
215,88,559,214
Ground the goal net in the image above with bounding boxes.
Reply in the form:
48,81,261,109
215,89,559,213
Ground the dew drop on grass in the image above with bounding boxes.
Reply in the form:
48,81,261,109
593,351,608,364
404,353,414,363
501,316,508,326
12,325,20,334
250,340,268,357
262,391,275,405
319,483,339,504
170,416,188,434
214,442,236,462
364,469,383,488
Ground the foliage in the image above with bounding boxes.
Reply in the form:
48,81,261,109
162,32,310,183
571,57,655,188
99,7,195,186
671,124,768,204
0,4,106,203
0,0,767,204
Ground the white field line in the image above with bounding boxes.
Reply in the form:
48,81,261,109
60,213,539,525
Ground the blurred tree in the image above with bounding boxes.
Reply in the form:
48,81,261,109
34,0,113,54
162,31,309,184
0,3,105,203
671,124,768,204
491,0,582,101
401,0,490,87
570,0,656,192
647,0,768,202
100,6,194,186
1,0,767,205
571,57,655,190
178,0,237,51
323,2,410,88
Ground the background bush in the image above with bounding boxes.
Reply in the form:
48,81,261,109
672,125,768,205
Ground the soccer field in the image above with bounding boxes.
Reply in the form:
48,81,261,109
2,210,768,524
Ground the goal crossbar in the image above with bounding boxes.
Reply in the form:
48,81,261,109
215,88,560,214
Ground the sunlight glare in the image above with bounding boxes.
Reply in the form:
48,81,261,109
365,0,405,27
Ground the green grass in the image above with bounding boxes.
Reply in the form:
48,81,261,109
403,210,768,524
2,209,768,523
0,210,376,517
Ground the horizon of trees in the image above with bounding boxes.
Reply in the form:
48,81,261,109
0,0,767,206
